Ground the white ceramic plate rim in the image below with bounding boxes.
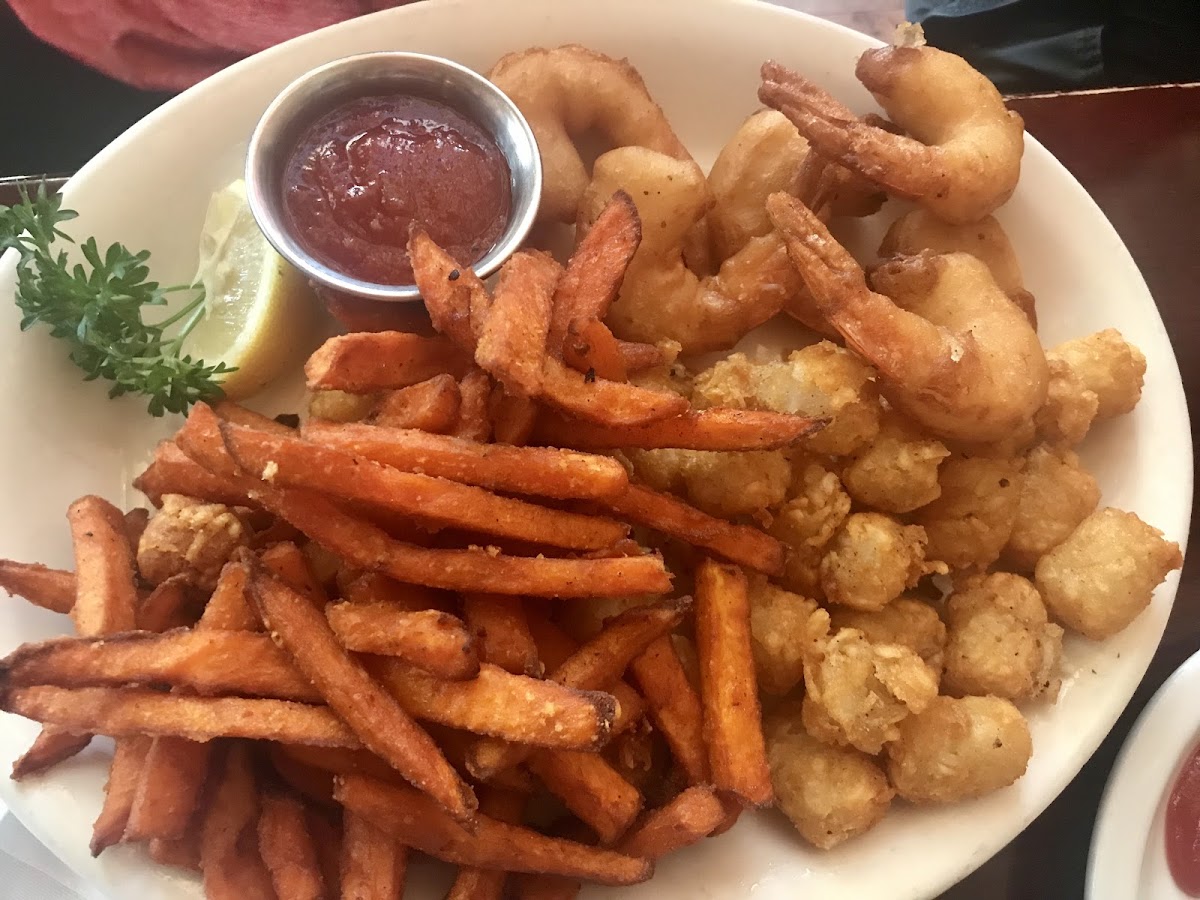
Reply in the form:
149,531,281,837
0,1,1191,898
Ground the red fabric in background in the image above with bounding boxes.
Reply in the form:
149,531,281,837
6,0,407,90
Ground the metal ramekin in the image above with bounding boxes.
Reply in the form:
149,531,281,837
245,51,541,302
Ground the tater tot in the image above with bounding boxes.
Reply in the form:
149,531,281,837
829,596,947,679
1050,329,1146,420
820,513,941,612
942,573,1063,702
748,577,819,695
693,342,881,456
886,696,1032,804
913,454,1024,570
1003,444,1100,571
307,389,377,423
625,448,791,517
766,705,893,849
769,461,851,598
1035,357,1099,447
841,412,950,513
1035,508,1183,639
802,611,939,754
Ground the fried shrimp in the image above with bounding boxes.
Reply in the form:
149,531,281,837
579,146,801,353
489,45,693,223
768,194,1048,443
759,46,1024,224
880,208,1036,327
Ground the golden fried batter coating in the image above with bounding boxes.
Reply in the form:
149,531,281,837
1049,329,1146,421
802,611,939,754
829,596,947,679
942,573,1063,702
766,704,893,849
625,448,791,518
820,513,941,612
137,494,249,589
886,696,1032,804
1003,444,1100,572
1035,508,1183,640
748,577,819,696
913,454,1024,570
693,343,880,456
769,461,852,598
841,411,950,513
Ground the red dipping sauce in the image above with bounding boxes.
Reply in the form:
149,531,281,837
1168,743,1200,895
282,94,511,286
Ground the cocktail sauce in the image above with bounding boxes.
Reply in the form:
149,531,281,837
282,94,511,286
1167,742,1200,895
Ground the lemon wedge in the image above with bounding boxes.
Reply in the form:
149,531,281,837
186,178,319,400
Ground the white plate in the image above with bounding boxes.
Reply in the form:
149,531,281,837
0,0,1191,898
1088,651,1200,900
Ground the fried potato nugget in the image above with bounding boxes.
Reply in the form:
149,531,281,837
802,611,938,754
886,696,1032,804
1035,508,1183,640
766,705,893,849
748,577,819,696
943,573,1063,702
1050,329,1146,420
841,412,950,513
1003,444,1100,571
625,448,791,518
820,513,941,612
829,596,947,679
693,343,880,457
913,454,1024,570
769,461,851,598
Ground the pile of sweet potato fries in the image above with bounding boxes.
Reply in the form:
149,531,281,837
0,193,824,899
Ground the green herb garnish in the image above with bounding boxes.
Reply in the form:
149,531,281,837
0,184,231,416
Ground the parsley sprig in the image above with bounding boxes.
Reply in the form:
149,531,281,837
0,184,231,416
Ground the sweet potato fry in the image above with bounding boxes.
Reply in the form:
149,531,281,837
270,750,337,807
137,575,195,633
213,400,297,436
308,808,345,896
261,541,326,607
600,484,785,575
371,374,461,432
275,745,409,787
534,407,828,451
148,834,201,872
337,570,445,613
629,636,709,785
0,560,75,614
614,339,666,373
201,744,275,900
245,560,476,821
489,385,540,446
528,749,643,845
563,318,629,382
334,775,653,885
475,250,562,397
515,874,583,900
10,729,92,780
619,785,726,859
1,685,362,745
409,230,491,349
446,787,526,900
371,659,615,750
463,594,540,676
342,810,406,900
539,357,688,427
89,733,152,855
258,793,326,900
694,560,773,807
301,420,629,501
201,559,259,631
2,630,319,700
218,416,627,552
547,190,641,352
466,602,683,781
304,331,471,392
452,368,493,441
133,441,252,508
123,507,151,547
68,495,138,636
326,602,479,679
125,736,211,843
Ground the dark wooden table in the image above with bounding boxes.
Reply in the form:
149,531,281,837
1,81,1196,900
